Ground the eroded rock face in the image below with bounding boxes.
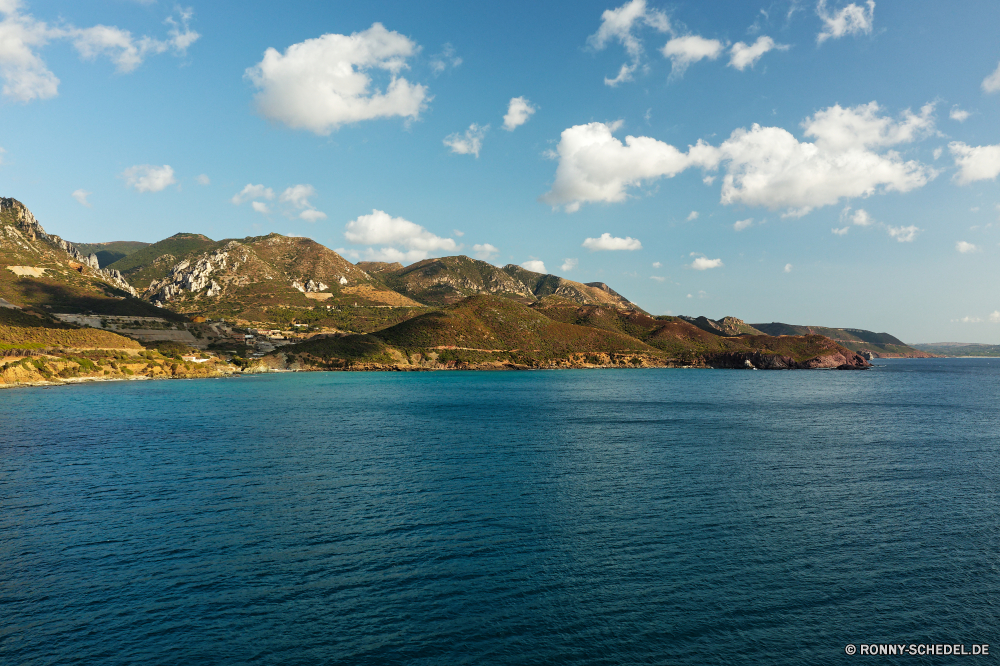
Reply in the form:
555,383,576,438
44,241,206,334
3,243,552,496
704,350,870,370
1,197,136,295
146,248,231,302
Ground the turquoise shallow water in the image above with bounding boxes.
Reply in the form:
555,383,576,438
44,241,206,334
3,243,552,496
1,359,999,665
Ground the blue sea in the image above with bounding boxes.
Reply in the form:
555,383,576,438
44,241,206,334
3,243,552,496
2,359,999,665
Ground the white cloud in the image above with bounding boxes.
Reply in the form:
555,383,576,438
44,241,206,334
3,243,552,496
473,243,499,260
588,0,672,86
540,120,718,212
251,201,270,214
650,275,666,282
71,189,91,207
686,210,699,220
991,311,1000,323
950,106,970,122
280,184,326,221
231,183,275,205
0,4,198,102
121,164,175,192
196,174,210,185
832,226,850,235
444,123,488,157
661,35,724,77
816,0,875,45
843,207,872,226
71,7,199,73
949,141,1000,184
245,23,428,135
344,209,458,258
982,62,1000,94
728,35,789,70
0,146,5,164
429,43,461,75
733,218,753,231
956,240,978,253
582,232,642,251
690,256,723,270
784,263,793,272
503,97,536,131
957,316,983,323
356,246,430,264
299,209,327,222
543,102,936,215
521,260,547,273
561,258,578,272
652,261,661,268
933,147,943,160
453,229,464,237
887,225,919,242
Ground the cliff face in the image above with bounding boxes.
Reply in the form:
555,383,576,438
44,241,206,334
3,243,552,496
0,197,137,297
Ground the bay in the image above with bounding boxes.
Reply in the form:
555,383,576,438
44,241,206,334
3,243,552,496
1,359,999,664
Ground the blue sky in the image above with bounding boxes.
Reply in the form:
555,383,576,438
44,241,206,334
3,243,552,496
1,0,999,343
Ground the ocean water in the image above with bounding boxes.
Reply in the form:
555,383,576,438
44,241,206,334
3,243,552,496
1,359,999,665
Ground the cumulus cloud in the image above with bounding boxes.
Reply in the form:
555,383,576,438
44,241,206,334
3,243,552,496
429,43,461,75
690,255,723,270
245,23,428,135
521,259,547,273
661,35,724,77
886,225,919,242
842,206,873,226
0,3,198,102
444,123,488,157
983,62,1000,94
991,311,1000,323
561,258,578,272
784,263,793,272
652,261,661,268
251,201,270,214
231,183,275,205
588,0,671,86
950,106,970,122
196,174,210,185
540,120,717,212
832,226,850,235
473,243,499,260
949,141,1000,184
542,102,937,215
344,209,458,263
582,233,642,251
728,35,789,70
686,211,699,220
733,218,753,231
503,97,536,131
71,189,91,207
121,164,175,192
956,240,978,253
816,0,875,45
280,184,326,221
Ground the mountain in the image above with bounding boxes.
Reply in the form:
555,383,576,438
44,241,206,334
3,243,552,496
373,255,639,308
273,295,870,371
0,197,178,318
70,241,149,268
911,342,1000,357
106,233,217,290
679,315,767,337
751,322,932,357
128,233,422,322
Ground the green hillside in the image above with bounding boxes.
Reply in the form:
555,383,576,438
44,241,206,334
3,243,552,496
107,233,217,288
71,241,149,268
751,322,927,357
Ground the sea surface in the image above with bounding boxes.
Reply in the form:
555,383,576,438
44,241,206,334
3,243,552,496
1,359,999,665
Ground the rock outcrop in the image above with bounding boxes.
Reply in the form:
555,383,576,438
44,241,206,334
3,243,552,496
704,350,870,370
1,197,136,295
